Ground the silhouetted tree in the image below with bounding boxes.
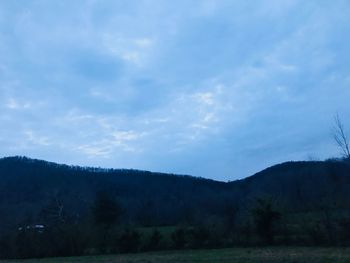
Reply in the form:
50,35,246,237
333,113,350,160
39,194,66,226
118,229,141,253
171,228,186,249
91,192,123,252
145,229,162,251
252,198,280,244
189,226,210,248
92,192,122,227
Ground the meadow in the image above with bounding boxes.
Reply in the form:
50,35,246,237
2,247,350,263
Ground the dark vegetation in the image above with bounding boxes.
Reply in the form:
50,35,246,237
1,156,350,259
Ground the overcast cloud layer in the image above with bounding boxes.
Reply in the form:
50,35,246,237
0,0,349,181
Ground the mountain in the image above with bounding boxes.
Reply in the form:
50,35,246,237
1,156,350,235
0,156,233,234
1,156,350,258
231,160,350,211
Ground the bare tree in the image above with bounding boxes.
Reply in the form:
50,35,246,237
333,113,350,160
40,191,66,225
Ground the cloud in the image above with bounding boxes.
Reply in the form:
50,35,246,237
102,35,155,66
5,98,31,110
75,129,145,160
24,130,51,147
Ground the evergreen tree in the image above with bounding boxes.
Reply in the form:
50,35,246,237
92,192,122,227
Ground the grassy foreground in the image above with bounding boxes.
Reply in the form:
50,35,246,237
2,247,350,263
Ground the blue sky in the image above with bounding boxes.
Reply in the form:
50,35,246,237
0,0,349,181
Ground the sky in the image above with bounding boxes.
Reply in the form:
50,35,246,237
0,0,349,181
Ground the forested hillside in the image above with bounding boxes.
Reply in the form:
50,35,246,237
232,160,350,211
1,156,350,259
0,156,232,232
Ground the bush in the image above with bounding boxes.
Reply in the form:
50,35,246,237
145,229,162,251
171,228,187,249
118,229,141,253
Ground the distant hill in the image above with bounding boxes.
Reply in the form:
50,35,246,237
1,156,350,235
231,161,350,211
0,156,232,234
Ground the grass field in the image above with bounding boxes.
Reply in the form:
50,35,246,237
2,247,350,263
